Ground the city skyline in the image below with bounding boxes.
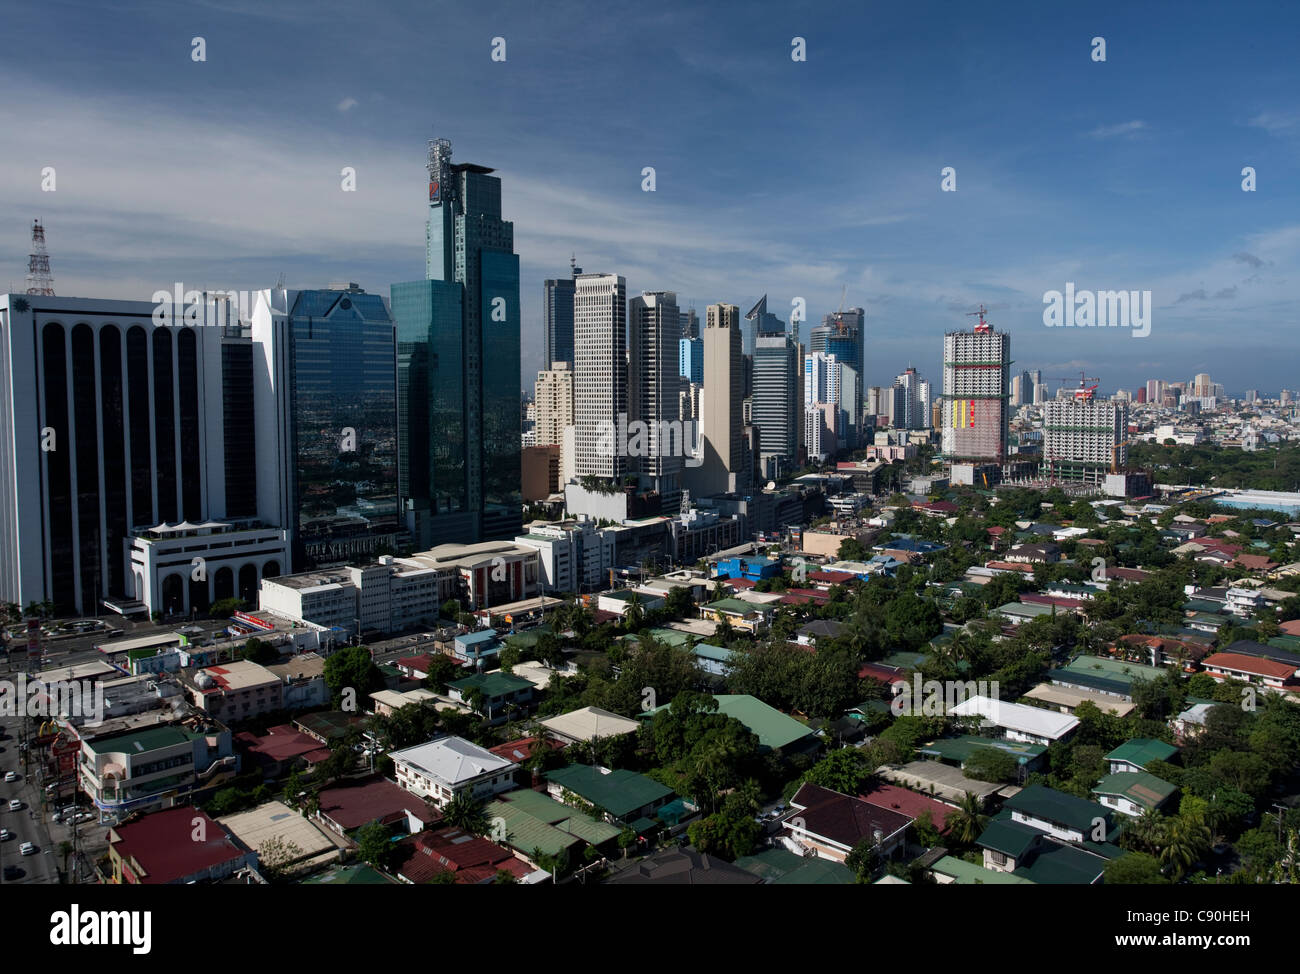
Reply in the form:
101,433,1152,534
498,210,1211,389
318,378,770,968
1,1,1296,396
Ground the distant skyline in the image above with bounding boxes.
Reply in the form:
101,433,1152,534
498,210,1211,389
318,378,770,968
2,0,1297,395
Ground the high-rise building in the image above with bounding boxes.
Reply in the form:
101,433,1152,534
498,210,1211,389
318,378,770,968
1043,397,1130,484
679,336,704,384
534,362,574,449
810,308,865,445
252,284,402,570
544,257,581,369
892,367,928,430
1029,369,1045,405
752,331,799,478
941,321,1010,464
393,138,522,549
680,307,698,340
573,273,627,479
628,291,683,513
688,303,745,497
0,293,287,616
803,352,841,406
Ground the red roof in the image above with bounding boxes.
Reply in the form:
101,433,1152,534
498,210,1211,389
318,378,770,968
111,807,248,884
393,826,527,884
986,526,1006,536
984,561,1034,574
1108,567,1150,582
787,783,912,848
1202,653,1297,681
1019,592,1087,610
859,783,959,833
235,724,332,766
808,570,855,584
397,654,436,674
1233,554,1278,571
1279,620,1300,637
317,775,439,832
858,662,907,685
489,736,564,764
725,578,757,589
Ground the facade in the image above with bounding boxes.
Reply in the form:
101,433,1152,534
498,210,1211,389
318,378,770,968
130,520,289,616
182,660,284,720
515,519,614,592
0,293,263,615
752,332,799,479
572,273,627,479
679,336,703,384
392,138,522,551
1042,397,1129,484
543,258,581,368
628,291,684,513
250,284,401,571
941,326,1010,463
688,303,746,497
389,735,516,807
534,362,574,449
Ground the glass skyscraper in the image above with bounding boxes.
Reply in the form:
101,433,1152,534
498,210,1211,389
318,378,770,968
394,138,521,549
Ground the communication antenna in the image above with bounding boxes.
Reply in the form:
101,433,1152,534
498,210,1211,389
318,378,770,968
26,220,55,296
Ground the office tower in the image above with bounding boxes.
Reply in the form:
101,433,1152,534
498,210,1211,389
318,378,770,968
1010,375,1021,406
942,319,1010,463
1145,379,1161,405
1244,389,1259,404
572,273,627,479
544,256,581,369
743,294,785,355
839,363,860,449
252,283,402,570
803,352,840,406
628,291,683,513
1192,373,1213,397
680,307,698,340
1043,398,1129,484
752,331,799,478
804,403,839,462
1028,369,1045,405
866,386,885,418
0,293,287,616
393,138,522,549
679,336,704,384
811,308,865,441
892,367,927,430
534,362,574,449
1135,386,1147,404
689,303,746,496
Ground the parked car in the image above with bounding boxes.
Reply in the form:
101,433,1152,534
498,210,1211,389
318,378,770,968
0,828,12,841
19,841,37,855
7,799,21,811
4,771,19,782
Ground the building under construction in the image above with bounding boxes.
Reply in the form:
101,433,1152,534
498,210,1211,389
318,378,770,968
1042,396,1130,486
941,307,1010,468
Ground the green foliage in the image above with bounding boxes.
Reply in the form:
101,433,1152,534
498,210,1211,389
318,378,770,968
962,747,1018,784
1104,852,1169,884
323,645,383,706
355,820,397,870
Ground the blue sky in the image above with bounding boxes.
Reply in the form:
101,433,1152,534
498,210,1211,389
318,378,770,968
2,0,1297,396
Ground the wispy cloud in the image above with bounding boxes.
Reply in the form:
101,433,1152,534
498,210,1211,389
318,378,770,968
1086,120,1147,139
1247,111,1297,134
337,97,357,113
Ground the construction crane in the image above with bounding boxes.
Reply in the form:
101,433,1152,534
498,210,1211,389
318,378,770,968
1110,435,1137,474
966,305,991,333
1050,372,1100,400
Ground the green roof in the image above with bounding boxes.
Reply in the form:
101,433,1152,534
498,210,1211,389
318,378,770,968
642,694,814,752
1060,655,1167,681
447,671,534,697
85,725,202,755
1105,738,1178,768
1012,841,1107,884
919,734,1046,766
1003,784,1110,834
735,848,856,884
484,788,620,856
544,765,674,819
703,598,765,616
977,818,1041,858
931,855,1035,885
1092,772,1177,809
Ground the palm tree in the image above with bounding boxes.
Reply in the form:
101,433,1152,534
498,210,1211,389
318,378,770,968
441,791,490,836
1120,806,1166,855
1158,814,1211,881
949,792,989,846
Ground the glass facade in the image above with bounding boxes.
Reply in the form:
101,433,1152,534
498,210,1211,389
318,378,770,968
395,143,521,547
221,340,257,518
286,289,401,568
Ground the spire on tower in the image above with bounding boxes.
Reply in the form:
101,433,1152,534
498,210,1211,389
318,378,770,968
26,219,55,296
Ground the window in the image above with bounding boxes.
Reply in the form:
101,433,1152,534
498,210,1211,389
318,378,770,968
989,851,1006,867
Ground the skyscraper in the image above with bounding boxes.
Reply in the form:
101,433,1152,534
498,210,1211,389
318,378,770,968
252,283,402,570
810,307,865,446
544,256,581,369
573,273,627,479
0,293,286,616
534,362,574,449
688,303,745,497
752,331,799,479
892,367,928,430
1043,397,1129,484
941,318,1010,464
628,291,684,513
393,138,522,549
679,336,704,384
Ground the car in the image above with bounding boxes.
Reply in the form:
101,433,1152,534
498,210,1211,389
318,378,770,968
0,828,11,840
19,841,36,855
4,771,18,782
7,799,21,811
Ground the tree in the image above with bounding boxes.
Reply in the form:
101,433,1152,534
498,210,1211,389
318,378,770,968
259,835,305,882
441,791,490,836
1157,813,1211,881
492,868,519,884
355,821,396,870
1104,852,1169,884
948,792,989,847
803,748,874,795
240,636,277,665
962,747,1017,785
845,835,881,883
323,645,382,707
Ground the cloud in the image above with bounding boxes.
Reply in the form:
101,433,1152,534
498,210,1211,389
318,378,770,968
1212,286,1237,300
1247,111,1297,134
1174,289,1207,304
337,97,358,113
1086,120,1147,139
1232,251,1263,268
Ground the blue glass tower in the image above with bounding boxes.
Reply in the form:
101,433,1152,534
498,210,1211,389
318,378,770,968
394,138,521,548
